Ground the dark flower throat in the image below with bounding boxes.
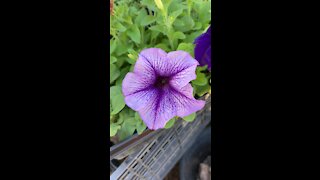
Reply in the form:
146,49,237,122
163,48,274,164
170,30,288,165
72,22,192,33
154,76,170,88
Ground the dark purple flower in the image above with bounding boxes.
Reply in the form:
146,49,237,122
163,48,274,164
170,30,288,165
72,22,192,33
122,48,205,130
194,26,211,70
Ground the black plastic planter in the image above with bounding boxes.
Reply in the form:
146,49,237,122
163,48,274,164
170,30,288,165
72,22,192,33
110,95,211,179
179,126,211,180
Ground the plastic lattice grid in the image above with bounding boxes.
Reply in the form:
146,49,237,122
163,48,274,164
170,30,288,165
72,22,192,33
110,95,211,180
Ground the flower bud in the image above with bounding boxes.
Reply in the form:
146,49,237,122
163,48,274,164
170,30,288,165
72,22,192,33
154,0,164,10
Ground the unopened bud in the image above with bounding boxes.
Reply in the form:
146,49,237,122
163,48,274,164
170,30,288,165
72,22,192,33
154,0,164,10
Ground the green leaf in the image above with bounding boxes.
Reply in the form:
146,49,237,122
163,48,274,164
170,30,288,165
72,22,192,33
115,117,124,125
192,70,207,86
167,0,185,12
129,64,135,72
164,118,175,129
193,22,202,30
155,43,170,52
173,19,185,27
110,86,126,115
116,57,125,68
135,9,148,25
110,56,117,64
173,31,186,39
126,25,141,44
180,15,194,31
135,113,146,134
110,64,120,84
194,83,211,97
177,43,194,56
168,9,183,24
125,16,133,25
184,31,202,43
128,48,138,56
119,107,135,120
198,1,211,25
118,118,137,141
197,65,208,71
110,104,113,114
129,6,138,15
114,22,127,32
151,31,160,41
110,123,121,137
134,112,140,120
110,39,117,54
182,113,196,122
149,25,167,35
141,0,157,11
162,0,173,8
115,40,129,56
141,15,156,26
136,121,146,134
116,66,130,86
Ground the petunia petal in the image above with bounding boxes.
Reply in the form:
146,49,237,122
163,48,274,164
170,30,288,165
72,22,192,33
166,50,199,75
122,72,157,112
137,85,205,130
136,48,199,78
194,39,211,67
194,26,211,44
124,86,159,112
138,87,176,130
204,46,211,69
194,26,211,69
134,48,167,77
122,72,155,95
122,48,206,130
169,84,205,117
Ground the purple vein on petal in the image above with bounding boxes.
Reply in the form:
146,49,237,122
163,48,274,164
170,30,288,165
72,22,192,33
122,48,206,130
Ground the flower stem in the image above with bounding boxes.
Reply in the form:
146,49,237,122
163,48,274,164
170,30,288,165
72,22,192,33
161,9,174,50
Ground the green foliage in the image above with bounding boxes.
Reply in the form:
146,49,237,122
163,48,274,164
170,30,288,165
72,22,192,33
110,64,120,84
177,43,194,56
110,0,211,140
110,123,121,137
192,68,207,86
182,113,196,122
135,112,147,134
192,65,211,96
110,86,125,115
164,117,176,129
127,25,141,44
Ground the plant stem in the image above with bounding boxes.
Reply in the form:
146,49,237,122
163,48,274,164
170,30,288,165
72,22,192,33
140,27,144,45
161,8,174,50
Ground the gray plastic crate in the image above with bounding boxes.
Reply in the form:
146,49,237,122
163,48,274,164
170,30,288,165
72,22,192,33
110,95,211,179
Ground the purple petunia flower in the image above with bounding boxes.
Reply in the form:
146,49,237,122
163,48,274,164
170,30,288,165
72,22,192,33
194,26,211,70
122,48,205,130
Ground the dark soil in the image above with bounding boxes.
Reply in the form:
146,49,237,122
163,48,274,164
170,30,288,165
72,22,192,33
164,163,180,180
